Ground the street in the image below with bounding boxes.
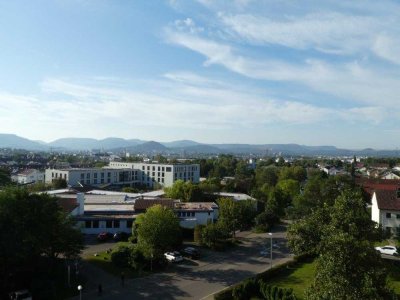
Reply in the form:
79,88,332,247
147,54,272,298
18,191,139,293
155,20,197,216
70,226,292,300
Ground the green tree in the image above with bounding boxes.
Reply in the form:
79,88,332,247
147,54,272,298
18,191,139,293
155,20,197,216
0,188,83,294
164,179,186,200
0,168,11,186
306,232,393,300
255,166,278,187
136,205,182,259
52,178,67,189
217,197,241,238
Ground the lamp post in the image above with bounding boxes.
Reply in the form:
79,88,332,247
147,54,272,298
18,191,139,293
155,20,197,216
77,285,83,300
268,232,273,269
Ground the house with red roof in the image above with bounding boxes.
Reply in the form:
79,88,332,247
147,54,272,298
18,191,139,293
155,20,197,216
371,189,400,235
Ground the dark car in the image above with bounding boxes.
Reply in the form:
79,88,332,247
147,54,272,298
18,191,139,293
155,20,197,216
97,232,112,242
182,247,200,259
113,232,129,242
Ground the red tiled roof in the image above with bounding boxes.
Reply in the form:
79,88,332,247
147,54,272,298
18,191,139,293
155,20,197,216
134,198,174,211
375,190,400,211
57,198,79,214
356,178,400,196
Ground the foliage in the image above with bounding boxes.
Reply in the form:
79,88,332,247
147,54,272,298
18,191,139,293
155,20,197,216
256,166,279,187
254,211,279,232
199,222,229,249
288,189,392,299
194,224,205,244
52,178,67,189
111,245,132,268
164,180,204,202
0,188,83,295
136,205,182,259
278,166,307,182
122,187,139,193
217,197,257,237
0,168,11,186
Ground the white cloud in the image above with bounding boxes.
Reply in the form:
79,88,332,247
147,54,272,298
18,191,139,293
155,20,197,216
373,34,400,65
219,12,377,55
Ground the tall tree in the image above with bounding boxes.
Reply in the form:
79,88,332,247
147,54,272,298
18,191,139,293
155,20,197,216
136,205,182,259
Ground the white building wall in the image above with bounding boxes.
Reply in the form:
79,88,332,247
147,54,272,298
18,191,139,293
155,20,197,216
108,162,200,187
178,210,218,229
371,192,380,224
77,220,133,234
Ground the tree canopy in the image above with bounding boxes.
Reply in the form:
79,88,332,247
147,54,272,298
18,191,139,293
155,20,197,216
136,205,182,259
0,187,83,295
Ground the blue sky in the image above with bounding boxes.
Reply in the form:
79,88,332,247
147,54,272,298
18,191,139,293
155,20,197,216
1,0,400,149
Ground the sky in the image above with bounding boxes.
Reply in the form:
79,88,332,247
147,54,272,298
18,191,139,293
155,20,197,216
0,0,400,149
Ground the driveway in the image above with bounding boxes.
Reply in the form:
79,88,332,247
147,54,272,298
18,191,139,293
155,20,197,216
71,226,292,299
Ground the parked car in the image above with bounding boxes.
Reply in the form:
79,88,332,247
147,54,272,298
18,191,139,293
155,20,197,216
97,232,112,242
182,247,200,259
375,245,399,256
164,251,184,262
113,232,129,242
9,290,32,300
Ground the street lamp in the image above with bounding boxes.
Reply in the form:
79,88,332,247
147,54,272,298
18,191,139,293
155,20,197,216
268,232,273,269
77,285,83,300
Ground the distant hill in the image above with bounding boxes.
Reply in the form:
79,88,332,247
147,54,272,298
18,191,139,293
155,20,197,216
0,134,48,150
48,137,145,150
1,133,400,157
126,141,168,153
161,140,201,148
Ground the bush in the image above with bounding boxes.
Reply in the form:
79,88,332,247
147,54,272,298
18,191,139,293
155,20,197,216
111,245,133,268
194,224,205,245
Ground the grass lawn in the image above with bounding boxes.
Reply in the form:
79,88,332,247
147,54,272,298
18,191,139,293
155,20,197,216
375,239,400,247
266,260,316,300
85,242,147,278
265,259,400,299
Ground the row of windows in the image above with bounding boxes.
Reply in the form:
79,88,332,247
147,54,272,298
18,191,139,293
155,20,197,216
52,172,67,179
177,212,196,217
386,213,400,219
84,220,133,228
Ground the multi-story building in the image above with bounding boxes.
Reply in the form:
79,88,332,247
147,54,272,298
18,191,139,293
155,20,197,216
109,161,200,188
12,169,45,184
45,167,139,187
45,162,200,188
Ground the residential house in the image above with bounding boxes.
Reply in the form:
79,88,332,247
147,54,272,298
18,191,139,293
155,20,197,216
175,202,219,228
12,169,45,184
371,189,400,235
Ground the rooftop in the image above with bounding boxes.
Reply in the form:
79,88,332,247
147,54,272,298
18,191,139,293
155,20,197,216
174,202,218,211
374,189,400,211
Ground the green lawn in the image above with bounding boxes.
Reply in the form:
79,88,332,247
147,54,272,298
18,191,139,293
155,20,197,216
265,259,400,300
265,260,316,300
85,242,147,278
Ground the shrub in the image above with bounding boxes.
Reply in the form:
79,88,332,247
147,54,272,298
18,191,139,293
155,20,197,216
111,245,132,268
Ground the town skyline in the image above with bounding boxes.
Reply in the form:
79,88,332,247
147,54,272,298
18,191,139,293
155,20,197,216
1,1,400,148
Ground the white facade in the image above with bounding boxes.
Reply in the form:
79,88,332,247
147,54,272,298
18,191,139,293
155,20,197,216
175,202,219,229
109,161,200,188
12,169,45,184
371,190,400,234
45,167,139,187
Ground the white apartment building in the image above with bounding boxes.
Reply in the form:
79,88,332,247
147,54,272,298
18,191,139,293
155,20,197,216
46,162,200,188
109,161,200,188
12,169,45,184
45,167,139,187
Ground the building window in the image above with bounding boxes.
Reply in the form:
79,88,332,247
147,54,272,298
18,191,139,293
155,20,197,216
106,220,112,228
113,220,120,228
161,178,164,183
387,213,392,218
152,172,155,176
208,212,211,216
85,221,91,228
397,214,400,219
86,173,90,179
191,212,195,217
92,220,99,228
101,178,104,184
162,167,165,171
166,167,171,172
127,220,133,228
108,172,111,177
101,173,104,178
152,166,155,171
86,180,90,185
94,179,97,184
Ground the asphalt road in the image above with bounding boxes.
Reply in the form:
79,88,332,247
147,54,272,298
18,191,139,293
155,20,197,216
71,226,292,300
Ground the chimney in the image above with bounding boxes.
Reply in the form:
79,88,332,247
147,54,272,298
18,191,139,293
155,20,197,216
77,193,85,215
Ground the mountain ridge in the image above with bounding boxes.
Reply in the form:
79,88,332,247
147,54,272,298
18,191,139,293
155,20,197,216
1,133,399,157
